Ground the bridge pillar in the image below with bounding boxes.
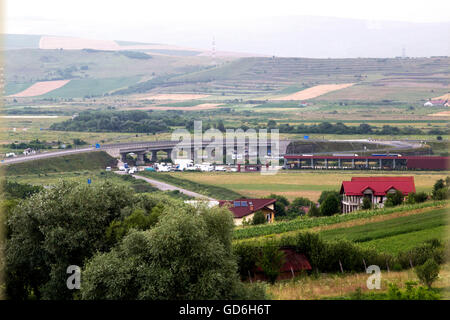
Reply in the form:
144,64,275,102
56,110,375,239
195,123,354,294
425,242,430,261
120,153,127,162
352,159,355,168
338,158,341,168
393,158,396,169
379,159,382,169
150,150,158,162
325,158,328,169
311,158,313,168
136,153,145,166
366,159,369,168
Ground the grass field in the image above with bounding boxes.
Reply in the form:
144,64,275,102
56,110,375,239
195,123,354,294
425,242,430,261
267,262,450,300
162,171,450,201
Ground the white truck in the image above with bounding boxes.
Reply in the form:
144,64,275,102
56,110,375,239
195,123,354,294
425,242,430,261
174,159,194,171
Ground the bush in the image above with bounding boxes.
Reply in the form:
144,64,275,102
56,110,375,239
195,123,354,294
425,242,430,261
268,194,289,218
397,239,445,269
385,190,404,207
415,259,440,288
252,210,267,225
308,204,321,217
362,197,372,210
387,281,440,300
256,242,285,284
320,193,340,216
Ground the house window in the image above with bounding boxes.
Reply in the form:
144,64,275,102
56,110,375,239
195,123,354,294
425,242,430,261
234,201,240,207
241,201,248,207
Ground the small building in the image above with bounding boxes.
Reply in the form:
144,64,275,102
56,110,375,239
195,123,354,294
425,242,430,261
424,99,448,107
340,176,415,213
218,198,276,225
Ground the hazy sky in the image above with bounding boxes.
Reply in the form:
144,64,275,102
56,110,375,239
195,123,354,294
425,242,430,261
4,0,450,57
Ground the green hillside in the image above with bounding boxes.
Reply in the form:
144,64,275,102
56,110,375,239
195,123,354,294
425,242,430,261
2,151,117,175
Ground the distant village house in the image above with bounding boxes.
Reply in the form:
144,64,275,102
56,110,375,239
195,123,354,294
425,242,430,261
340,176,415,213
218,198,276,226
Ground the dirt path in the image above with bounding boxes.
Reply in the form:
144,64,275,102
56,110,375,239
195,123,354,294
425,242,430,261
272,83,354,100
132,174,217,201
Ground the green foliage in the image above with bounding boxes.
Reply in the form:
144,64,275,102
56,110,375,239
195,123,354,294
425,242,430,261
3,151,117,176
286,197,312,219
406,192,428,204
397,239,445,269
256,242,285,284
49,110,188,133
268,194,289,218
387,282,440,300
81,204,266,299
432,177,449,200
1,180,43,199
318,190,341,204
362,197,372,210
5,181,135,300
252,210,267,225
320,193,340,216
415,259,440,288
105,207,161,245
308,204,321,217
385,190,404,207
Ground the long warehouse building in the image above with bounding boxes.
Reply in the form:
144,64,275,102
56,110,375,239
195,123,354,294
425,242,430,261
283,155,450,171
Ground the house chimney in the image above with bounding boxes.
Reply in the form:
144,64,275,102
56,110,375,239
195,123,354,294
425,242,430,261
249,202,254,211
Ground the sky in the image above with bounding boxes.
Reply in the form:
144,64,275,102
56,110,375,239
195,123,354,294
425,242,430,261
4,0,450,57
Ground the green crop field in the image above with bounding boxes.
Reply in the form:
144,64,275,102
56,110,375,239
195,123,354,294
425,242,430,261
319,207,449,253
233,201,449,240
42,76,142,98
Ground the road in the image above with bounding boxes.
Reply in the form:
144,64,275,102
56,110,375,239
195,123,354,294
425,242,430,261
117,172,217,201
1,147,96,164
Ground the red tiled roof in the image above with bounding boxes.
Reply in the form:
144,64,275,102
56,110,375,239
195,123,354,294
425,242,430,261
340,176,415,196
218,198,276,218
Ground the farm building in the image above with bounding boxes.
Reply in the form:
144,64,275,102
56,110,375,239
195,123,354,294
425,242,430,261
218,198,276,225
252,247,312,281
424,99,449,107
340,176,416,213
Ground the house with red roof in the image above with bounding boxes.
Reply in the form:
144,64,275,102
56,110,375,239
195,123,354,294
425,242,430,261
340,176,415,213
218,198,276,225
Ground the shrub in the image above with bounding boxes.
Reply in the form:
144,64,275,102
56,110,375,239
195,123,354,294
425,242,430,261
252,210,267,225
308,204,321,217
256,242,285,284
415,259,440,288
320,193,340,216
387,281,440,300
397,239,445,269
385,190,404,207
362,197,372,210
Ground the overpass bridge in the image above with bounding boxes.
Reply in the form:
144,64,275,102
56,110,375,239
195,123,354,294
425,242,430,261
102,139,292,165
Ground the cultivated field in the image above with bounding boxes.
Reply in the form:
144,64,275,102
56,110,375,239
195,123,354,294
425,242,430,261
7,80,71,97
272,83,354,100
136,93,210,101
163,171,450,201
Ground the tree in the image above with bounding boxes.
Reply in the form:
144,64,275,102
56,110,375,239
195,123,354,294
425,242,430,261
287,197,312,218
361,196,372,210
385,190,404,207
415,259,440,289
308,203,321,217
318,190,342,206
252,210,267,225
432,177,449,200
81,204,266,299
256,242,285,284
320,193,340,216
5,181,135,300
268,194,289,218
